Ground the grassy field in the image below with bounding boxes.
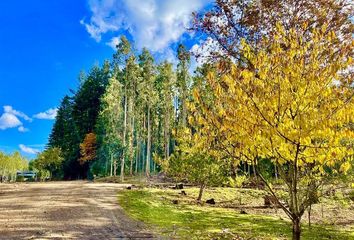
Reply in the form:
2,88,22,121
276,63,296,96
118,187,354,239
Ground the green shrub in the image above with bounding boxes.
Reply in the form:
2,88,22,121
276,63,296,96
16,175,25,182
227,175,247,188
348,189,354,201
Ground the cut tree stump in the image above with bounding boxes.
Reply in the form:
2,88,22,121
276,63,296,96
206,198,216,205
263,195,280,207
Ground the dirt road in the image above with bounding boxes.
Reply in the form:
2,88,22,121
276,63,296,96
0,181,154,240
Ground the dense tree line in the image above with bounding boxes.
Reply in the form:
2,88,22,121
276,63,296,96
48,37,194,181
48,62,110,179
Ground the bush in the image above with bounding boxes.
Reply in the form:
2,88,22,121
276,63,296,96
348,189,354,201
16,176,25,182
26,177,36,182
227,175,247,188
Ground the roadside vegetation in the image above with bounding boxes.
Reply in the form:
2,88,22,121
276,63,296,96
118,186,354,239
0,151,28,182
29,147,64,181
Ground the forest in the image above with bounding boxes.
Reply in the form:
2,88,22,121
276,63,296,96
41,39,193,181
1,0,353,240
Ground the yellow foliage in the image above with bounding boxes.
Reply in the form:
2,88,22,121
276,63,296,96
192,24,353,174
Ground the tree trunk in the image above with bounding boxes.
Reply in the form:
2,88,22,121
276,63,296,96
197,183,205,202
252,158,257,177
321,186,324,218
135,132,139,174
146,105,151,177
142,139,146,175
121,93,128,182
164,111,170,161
292,218,301,240
181,90,187,127
308,204,312,228
129,114,135,176
113,158,117,177
142,114,146,174
110,152,113,176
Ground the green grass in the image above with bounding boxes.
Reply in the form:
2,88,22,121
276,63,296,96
118,188,354,239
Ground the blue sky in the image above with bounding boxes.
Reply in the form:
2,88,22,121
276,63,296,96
0,0,211,158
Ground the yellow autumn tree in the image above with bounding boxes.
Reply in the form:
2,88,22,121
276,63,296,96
192,24,353,240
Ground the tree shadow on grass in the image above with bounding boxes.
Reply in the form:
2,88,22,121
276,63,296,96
120,190,353,240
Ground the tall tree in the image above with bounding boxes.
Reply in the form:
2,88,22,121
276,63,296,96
125,55,140,176
114,36,134,181
138,48,157,176
99,76,124,177
191,25,353,240
72,63,110,138
176,44,191,128
156,61,176,161
48,95,80,179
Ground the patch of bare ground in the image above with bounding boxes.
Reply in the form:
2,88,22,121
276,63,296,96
0,181,155,240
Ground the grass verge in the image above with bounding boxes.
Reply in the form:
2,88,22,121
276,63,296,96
118,188,354,239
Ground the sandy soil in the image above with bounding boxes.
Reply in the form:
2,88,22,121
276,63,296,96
0,181,154,240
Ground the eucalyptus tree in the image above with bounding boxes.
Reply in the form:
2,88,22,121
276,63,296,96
125,55,140,176
155,61,176,161
176,44,191,128
112,36,135,180
138,48,158,176
99,76,124,177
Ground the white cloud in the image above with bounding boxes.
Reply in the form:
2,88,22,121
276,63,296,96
33,108,58,120
0,113,22,130
3,105,32,122
106,36,121,50
19,144,40,155
0,106,31,131
81,0,212,51
18,126,29,133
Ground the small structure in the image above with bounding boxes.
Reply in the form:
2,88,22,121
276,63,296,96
16,171,37,180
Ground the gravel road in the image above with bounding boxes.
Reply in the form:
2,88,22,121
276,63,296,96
0,181,154,240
